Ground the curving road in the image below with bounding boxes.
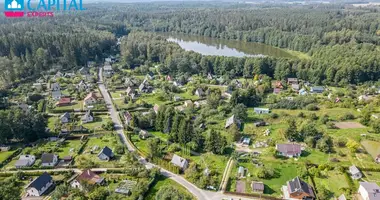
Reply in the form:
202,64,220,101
98,68,253,200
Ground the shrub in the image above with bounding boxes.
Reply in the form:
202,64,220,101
306,104,319,111
256,167,275,179
270,113,279,119
340,113,355,121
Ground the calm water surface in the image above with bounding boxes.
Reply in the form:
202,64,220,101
162,33,296,59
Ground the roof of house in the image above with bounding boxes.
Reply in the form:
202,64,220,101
15,159,30,167
359,182,380,200
84,92,98,101
83,110,93,119
104,64,112,71
52,90,61,97
171,154,188,169
27,172,53,191
338,194,347,200
276,143,302,155
195,88,204,95
124,111,132,120
58,98,71,104
99,146,113,158
291,84,300,90
41,153,57,164
311,86,324,91
287,177,315,197
238,166,245,174
349,165,361,174
251,181,264,191
254,107,270,111
225,115,240,128
60,112,70,119
77,169,104,184
126,87,133,94
288,78,298,82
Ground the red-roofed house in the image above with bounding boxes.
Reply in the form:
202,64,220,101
56,98,71,107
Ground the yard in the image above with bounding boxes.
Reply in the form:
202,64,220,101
145,175,195,200
0,150,16,163
361,140,380,160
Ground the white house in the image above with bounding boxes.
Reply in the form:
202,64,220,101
15,155,36,168
84,92,98,105
349,165,362,180
41,153,58,167
254,108,270,114
358,182,380,200
76,80,89,92
81,110,94,123
26,173,54,197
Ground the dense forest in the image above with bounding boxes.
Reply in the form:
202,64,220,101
1,2,380,88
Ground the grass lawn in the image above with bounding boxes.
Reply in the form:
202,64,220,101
363,171,380,185
54,100,83,111
228,160,301,196
47,116,59,132
0,150,16,163
145,175,195,200
361,140,380,160
150,131,170,141
314,170,349,198
140,92,170,105
131,135,149,155
37,139,83,158
82,114,110,130
110,90,124,99
82,134,120,167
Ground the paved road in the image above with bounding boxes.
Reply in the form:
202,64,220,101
97,68,254,200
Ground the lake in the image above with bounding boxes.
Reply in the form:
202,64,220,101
162,33,297,59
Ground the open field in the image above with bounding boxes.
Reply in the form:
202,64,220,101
361,140,380,160
0,151,16,163
334,122,366,129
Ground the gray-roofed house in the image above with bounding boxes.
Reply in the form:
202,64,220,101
26,172,54,197
358,182,380,200
349,165,362,180
146,72,154,80
125,86,134,97
76,80,89,92
41,153,58,167
195,88,205,97
287,78,298,85
98,146,114,161
103,64,113,77
139,79,151,93
125,77,138,87
238,166,246,178
52,90,62,100
254,108,270,114
81,110,94,124
115,180,137,195
170,154,189,170
60,112,71,123
282,177,315,200
50,82,60,91
276,143,302,158
15,155,36,168
225,115,241,129
33,83,43,91
291,84,300,91
310,86,324,94
79,67,89,75
251,181,264,194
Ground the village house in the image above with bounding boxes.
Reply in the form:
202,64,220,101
254,107,270,114
233,79,243,88
358,182,380,200
56,97,71,107
207,73,213,80
60,111,72,123
291,84,300,91
60,112,71,123
194,88,205,97
287,78,298,85
251,181,264,194
87,61,95,68
273,81,283,89
98,146,114,161
139,130,152,140
173,81,183,87
15,155,36,168
78,67,89,75
70,169,105,190
194,100,207,108
282,177,315,200
26,173,54,197
242,137,251,146
139,79,152,93
82,110,94,123
184,100,193,108
41,153,58,167
349,165,362,180
276,143,302,158
50,82,60,91
273,88,282,94
52,90,62,100
145,72,154,80
376,154,380,163
299,88,308,95
153,104,160,114
18,103,31,113
359,95,374,102
115,180,137,195
103,63,113,77
171,154,189,170
84,92,98,106
310,86,324,94
125,86,134,96
76,80,89,92
125,77,138,87
173,96,181,102
33,83,43,91
225,115,241,129
237,166,246,178
124,111,132,125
